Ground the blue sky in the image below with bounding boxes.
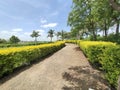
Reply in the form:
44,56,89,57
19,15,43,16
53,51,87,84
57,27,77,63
0,0,72,41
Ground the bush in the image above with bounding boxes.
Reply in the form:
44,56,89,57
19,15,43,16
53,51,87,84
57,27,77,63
0,42,52,48
0,39,7,43
65,40,77,44
0,41,65,78
77,40,120,88
100,46,120,87
97,33,120,44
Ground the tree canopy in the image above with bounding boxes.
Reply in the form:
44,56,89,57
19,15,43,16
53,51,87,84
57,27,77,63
47,29,54,42
31,30,40,43
68,0,120,40
109,0,120,11
9,35,20,43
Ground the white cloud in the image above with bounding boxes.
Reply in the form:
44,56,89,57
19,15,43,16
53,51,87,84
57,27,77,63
0,30,18,35
41,23,58,28
11,31,18,35
40,18,47,24
12,28,23,32
0,30,19,40
36,29,45,33
0,30,9,34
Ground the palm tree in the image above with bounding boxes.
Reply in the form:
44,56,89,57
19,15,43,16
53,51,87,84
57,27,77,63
47,29,54,42
61,30,65,40
56,31,61,40
30,30,40,44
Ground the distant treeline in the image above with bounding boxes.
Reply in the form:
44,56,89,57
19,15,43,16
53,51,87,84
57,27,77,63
0,41,52,48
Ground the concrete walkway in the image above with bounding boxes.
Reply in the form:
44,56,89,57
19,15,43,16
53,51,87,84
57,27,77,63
0,44,110,90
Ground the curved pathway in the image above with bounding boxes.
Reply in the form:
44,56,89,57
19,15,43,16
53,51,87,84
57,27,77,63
0,44,110,90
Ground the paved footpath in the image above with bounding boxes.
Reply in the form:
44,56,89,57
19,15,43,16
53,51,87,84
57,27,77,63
0,44,110,90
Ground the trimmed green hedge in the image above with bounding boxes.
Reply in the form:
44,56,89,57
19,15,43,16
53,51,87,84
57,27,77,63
100,46,120,87
0,41,65,78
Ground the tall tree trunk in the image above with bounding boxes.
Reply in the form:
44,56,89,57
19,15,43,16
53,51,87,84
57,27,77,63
91,22,97,41
104,20,108,38
61,31,64,41
57,36,59,40
92,29,97,41
116,20,119,37
35,37,37,44
51,37,52,42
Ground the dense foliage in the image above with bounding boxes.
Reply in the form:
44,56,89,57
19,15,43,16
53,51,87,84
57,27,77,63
30,30,40,44
48,29,54,42
97,33,120,44
68,0,120,41
0,41,65,78
0,39,7,43
56,30,71,40
9,35,20,43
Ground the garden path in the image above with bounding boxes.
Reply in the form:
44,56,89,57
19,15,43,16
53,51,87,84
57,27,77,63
0,44,110,90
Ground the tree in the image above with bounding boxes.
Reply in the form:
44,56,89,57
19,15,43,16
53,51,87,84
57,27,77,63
63,32,71,40
61,30,65,40
61,30,70,40
109,0,120,12
68,0,120,40
56,31,61,40
9,35,20,43
109,5,120,36
68,0,98,40
0,38,7,43
47,29,54,42
30,30,40,43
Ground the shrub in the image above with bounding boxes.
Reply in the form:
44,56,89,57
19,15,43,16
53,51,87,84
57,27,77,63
97,33,120,44
0,41,65,77
0,42,52,48
78,40,120,88
100,46,120,87
65,40,77,44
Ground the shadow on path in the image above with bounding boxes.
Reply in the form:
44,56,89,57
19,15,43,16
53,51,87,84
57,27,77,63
62,66,111,90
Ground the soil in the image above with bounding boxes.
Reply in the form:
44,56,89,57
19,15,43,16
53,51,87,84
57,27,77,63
0,44,111,90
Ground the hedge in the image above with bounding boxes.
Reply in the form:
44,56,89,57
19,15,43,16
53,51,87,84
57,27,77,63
0,41,65,78
0,42,51,48
78,41,120,88
65,40,78,44
66,40,120,88
100,46,120,87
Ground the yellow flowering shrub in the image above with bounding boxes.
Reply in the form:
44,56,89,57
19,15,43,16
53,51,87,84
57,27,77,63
0,41,65,77
79,41,116,54
78,40,119,88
